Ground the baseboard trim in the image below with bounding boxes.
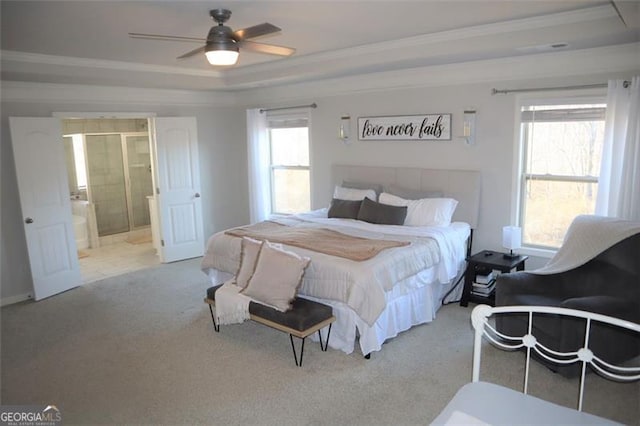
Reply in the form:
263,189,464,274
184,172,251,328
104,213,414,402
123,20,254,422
1,293,33,307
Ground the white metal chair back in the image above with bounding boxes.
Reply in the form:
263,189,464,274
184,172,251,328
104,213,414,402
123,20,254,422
471,304,640,411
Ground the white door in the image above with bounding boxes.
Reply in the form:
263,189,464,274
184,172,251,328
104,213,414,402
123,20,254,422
153,117,204,262
9,117,82,300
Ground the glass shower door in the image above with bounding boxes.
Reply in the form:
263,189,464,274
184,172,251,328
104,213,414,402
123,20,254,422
124,135,153,228
85,134,129,236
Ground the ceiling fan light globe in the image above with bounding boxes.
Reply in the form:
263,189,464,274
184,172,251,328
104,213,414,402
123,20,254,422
205,50,239,65
205,42,239,66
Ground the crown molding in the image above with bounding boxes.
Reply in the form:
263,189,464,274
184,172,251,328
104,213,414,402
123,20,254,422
0,50,222,78
236,43,640,106
3,42,636,107
0,80,236,106
226,4,617,82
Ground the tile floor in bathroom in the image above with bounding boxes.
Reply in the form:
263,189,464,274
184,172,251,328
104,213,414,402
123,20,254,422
78,240,160,284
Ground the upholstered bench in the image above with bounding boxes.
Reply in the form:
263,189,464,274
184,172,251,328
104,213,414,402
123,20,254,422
204,285,335,366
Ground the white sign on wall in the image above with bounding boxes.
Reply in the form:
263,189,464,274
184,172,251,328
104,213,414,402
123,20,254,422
358,114,451,141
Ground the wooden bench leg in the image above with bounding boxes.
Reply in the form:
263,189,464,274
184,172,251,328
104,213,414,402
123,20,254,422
208,304,220,333
289,334,306,367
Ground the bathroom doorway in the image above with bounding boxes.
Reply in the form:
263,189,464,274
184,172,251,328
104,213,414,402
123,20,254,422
62,118,160,283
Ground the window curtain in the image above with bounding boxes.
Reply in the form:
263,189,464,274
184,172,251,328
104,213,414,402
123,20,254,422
246,108,270,223
595,76,640,221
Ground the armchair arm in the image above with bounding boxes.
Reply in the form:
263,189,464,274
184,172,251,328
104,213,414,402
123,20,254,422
495,272,561,306
560,296,640,366
561,296,639,323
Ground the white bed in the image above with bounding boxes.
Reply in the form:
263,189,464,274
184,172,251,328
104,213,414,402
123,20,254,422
201,165,481,356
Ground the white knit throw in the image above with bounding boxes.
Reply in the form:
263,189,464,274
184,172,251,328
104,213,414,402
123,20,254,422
214,281,252,325
533,215,640,275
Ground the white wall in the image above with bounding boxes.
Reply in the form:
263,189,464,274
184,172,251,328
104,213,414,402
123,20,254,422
306,83,512,256
1,93,248,302
238,70,636,270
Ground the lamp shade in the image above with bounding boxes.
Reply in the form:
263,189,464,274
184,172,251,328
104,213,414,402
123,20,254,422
502,226,522,250
205,41,239,66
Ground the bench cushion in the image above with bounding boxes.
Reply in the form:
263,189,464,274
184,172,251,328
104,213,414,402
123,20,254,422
207,285,333,333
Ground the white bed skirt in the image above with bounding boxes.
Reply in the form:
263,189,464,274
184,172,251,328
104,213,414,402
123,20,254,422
206,265,464,356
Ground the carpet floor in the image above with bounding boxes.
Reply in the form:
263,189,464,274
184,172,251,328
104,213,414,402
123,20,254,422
1,258,638,425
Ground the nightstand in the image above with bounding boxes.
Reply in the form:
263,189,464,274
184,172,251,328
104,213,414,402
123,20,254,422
460,250,528,307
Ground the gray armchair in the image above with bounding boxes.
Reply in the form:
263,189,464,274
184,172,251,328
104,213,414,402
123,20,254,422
495,232,640,377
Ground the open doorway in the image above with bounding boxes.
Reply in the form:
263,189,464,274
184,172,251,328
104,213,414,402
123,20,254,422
10,115,203,301
62,118,160,283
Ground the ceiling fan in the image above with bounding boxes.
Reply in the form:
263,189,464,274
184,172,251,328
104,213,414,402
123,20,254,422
129,8,295,66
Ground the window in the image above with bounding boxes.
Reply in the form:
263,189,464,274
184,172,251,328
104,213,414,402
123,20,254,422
71,134,87,189
517,98,606,249
267,113,310,214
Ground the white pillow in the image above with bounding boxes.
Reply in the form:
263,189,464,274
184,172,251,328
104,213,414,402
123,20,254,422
234,237,263,289
379,192,458,227
241,242,311,312
333,185,376,201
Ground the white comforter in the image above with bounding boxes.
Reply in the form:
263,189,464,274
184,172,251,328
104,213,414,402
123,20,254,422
201,209,469,326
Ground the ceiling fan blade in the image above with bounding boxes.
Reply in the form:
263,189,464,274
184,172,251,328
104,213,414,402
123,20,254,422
129,32,205,43
177,45,206,59
233,23,281,41
239,41,295,57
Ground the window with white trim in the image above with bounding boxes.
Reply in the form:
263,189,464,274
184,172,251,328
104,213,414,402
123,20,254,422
267,113,311,214
517,97,606,249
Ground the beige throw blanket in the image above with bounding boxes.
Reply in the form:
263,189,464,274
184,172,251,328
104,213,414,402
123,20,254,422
533,215,640,275
226,221,409,261
214,281,252,325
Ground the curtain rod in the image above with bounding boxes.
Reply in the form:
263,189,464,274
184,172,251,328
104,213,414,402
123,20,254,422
492,81,630,95
260,103,317,113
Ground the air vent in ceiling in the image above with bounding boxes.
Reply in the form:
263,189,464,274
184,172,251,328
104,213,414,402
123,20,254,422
517,42,570,53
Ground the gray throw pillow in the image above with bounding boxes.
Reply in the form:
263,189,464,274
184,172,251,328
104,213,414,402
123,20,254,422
328,198,362,219
357,197,407,225
386,184,443,200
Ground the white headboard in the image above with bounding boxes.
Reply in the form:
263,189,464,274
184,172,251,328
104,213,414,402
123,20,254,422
332,165,481,228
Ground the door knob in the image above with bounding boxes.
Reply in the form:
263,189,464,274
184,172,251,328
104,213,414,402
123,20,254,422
25,217,34,224
194,193,201,198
